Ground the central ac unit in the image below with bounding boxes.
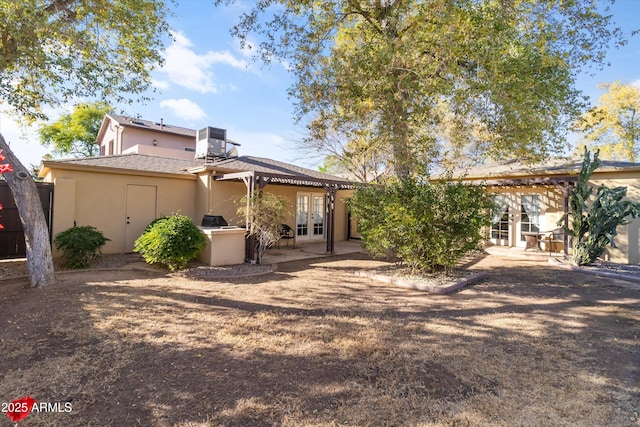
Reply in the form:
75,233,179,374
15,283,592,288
195,127,227,159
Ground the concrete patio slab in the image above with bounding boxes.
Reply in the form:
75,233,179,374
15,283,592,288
262,240,365,264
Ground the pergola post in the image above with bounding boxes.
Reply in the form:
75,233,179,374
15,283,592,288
325,184,337,254
563,184,571,256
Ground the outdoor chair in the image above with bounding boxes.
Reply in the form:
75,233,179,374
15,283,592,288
278,224,295,248
540,228,565,255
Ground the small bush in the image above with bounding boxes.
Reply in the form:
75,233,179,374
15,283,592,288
54,225,110,269
134,214,206,271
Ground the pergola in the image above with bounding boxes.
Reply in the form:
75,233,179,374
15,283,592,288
214,170,356,255
480,175,578,255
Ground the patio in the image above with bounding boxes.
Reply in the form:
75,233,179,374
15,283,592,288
261,240,562,266
262,239,365,264
483,243,565,260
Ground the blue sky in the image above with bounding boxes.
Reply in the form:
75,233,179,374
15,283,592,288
2,0,639,169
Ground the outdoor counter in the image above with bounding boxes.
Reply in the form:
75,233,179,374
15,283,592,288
198,226,246,266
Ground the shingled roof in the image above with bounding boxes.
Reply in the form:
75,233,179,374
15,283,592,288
457,158,640,180
39,154,203,176
209,156,348,182
39,153,353,184
107,114,197,138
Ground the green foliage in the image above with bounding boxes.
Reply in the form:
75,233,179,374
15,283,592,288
574,81,640,162
218,0,623,177
39,102,113,158
348,175,492,273
54,225,110,269
559,148,640,266
236,191,288,265
134,214,206,272
0,0,171,122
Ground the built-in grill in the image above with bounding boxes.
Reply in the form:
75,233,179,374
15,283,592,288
201,215,228,228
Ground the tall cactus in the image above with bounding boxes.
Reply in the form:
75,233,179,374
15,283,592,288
559,148,640,265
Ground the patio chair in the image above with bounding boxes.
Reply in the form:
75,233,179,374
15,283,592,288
278,224,295,248
541,228,565,255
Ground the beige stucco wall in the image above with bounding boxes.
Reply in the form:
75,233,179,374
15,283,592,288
98,118,196,160
122,144,196,160
41,168,197,254
590,171,640,264
41,161,355,260
481,170,640,264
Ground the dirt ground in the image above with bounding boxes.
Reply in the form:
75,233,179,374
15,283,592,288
0,253,639,426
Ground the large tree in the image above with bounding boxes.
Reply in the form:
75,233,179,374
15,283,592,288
574,81,640,162
0,0,171,287
217,0,624,178
39,102,113,158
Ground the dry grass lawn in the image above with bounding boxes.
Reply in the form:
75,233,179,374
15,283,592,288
0,252,639,426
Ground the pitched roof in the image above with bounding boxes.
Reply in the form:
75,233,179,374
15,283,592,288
209,156,347,181
457,158,640,180
107,114,197,138
39,154,353,184
40,154,202,176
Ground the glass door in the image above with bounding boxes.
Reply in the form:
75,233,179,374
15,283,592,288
296,194,309,241
312,195,325,238
490,194,510,246
518,195,541,247
296,192,326,241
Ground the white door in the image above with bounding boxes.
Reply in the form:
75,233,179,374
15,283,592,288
490,193,541,247
125,185,157,252
296,192,326,242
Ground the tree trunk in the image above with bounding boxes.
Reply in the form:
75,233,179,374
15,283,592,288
0,133,56,288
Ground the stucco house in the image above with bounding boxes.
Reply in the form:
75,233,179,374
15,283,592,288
456,158,640,264
38,116,355,266
96,114,198,160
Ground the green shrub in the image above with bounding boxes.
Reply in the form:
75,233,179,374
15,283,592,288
348,175,492,273
134,213,206,271
54,225,110,269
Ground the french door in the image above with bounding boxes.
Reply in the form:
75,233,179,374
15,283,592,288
490,194,510,245
296,192,326,242
490,193,541,247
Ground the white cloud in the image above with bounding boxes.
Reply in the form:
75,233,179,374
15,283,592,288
0,116,49,167
160,31,249,94
631,79,640,89
159,98,207,122
234,37,291,71
0,103,78,166
228,129,290,158
152,79,170,90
